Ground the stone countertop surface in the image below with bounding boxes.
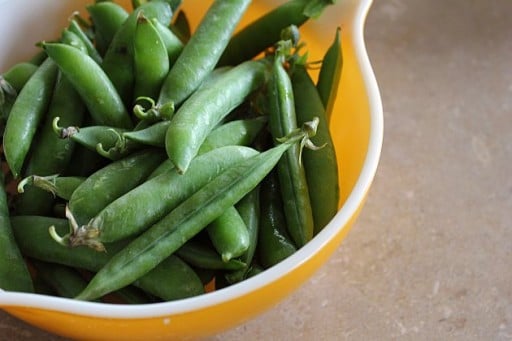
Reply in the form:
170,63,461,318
2,0,511,340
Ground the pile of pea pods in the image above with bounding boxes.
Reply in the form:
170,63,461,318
0,0,342,303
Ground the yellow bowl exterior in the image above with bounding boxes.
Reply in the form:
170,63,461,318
1,0,381,339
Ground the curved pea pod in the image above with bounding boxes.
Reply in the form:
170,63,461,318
122,120,170,147
3,58,59,178
60,28,88,53
257,171,297,269
66,149,166,230
42,43,132,129
207,206,250,262
67,19,103,64
17,175,85,201
292,64,339,234
72,146,258,250
267,55,314,247
157,0,251,109
218,0,336,66
165,59,271,174
11,216,204,301
75,125,315,301
316,27,343,122
101,1,173,105
151,18,183,66
177,240,246,271
0,172,33,293
86,2,129,56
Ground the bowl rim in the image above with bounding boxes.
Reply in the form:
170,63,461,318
0,0,383,319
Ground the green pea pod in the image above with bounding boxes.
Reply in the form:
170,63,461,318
158,0,251,109
60,28,88,53
267,55,314,247
165,59,270,174
101,1,173,106
73,146,258,250
257,171,297,268
122,120,170,147
292,64,339,233
14,70,86,216
0,172,33,293
75,124,315,301
42,42,133,129
218,0,337,66
207,206,250,262
316,27,343,122
176,240,246,271
3,58,59,178
17,175,85,201
67,149,166,230
11,216,204,301
151,18,183,66
67,19,103,64
86,2,129,56
133,13,170,102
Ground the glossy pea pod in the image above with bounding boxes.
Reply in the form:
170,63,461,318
218,0,336,66
72,146,258,250
0,172,33,293
165,59,270,174
86,1,129,56
267,55,314,247
176,240,247,271
3,58,59,178
100,1,173,106
257,170,297,268
67,19,103,64
17,175,85,201
151,18,184,66
11,216,204,301
75,127,312,301
65,149,166,231
292,64,339,233
157,0,251,110
316,27,343,122
42,42,133,129
133,13,170,103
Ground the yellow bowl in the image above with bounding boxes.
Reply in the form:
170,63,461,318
0,0,383,339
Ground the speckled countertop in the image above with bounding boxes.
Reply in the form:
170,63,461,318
2,0,512,340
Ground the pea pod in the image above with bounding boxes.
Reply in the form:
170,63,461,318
75,123,317,301
11,216,204,300
218,0,337,66
176,240,246,271
165,59,270,174
157,0,251,109
151,18,184,65
67,19,103,64
292,64,339,233
0,172,33,293
66,149,166,233
267,54,314,247
207,206,250,262
86,2,129,56
73,146,258,250
3,58,59,178
316,27,342,122
133,13,169,102
17,175,85,201
42,43,133,129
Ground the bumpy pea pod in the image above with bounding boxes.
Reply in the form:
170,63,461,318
11,216,204,301
86,1,129,56
0,172,33,293
218,0,337,66
63,149,166,236
3,58,58,178
71,146,258,250
17,175,85,201
42,43,133,129
176,240,246,271
257,170,297,268
165,59,270,174
157,0,251,111
75,121,318,301
67,19,103,64
316,27,343,122
292,64,339,233
267,53,314,247
101,1,173,106
133,13,170,104
52,118,137,160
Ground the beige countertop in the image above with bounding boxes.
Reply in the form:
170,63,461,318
2,0,511,339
